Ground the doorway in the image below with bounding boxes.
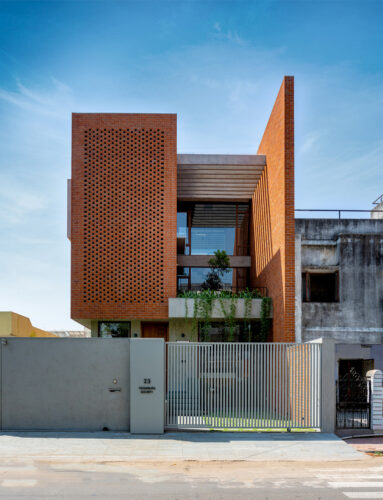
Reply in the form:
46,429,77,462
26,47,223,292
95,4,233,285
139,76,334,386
141,322,169,341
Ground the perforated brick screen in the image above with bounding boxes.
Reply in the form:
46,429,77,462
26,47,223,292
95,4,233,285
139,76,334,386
71,114,177,321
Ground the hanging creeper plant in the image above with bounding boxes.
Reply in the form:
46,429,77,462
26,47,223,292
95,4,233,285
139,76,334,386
260,297,272,342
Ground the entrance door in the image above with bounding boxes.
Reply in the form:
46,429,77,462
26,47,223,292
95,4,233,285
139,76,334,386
141,322,168,341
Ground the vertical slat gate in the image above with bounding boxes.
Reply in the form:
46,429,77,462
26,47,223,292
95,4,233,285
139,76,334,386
166,342,322,430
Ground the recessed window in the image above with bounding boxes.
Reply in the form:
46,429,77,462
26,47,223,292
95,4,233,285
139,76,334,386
198,321,260,342
98,321,131,338
177,202,249,256
177,267,249,293
302,272,339,303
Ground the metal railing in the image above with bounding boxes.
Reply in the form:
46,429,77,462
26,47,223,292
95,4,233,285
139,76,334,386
176,283,268,297
295,209,383,219
373,194,383,205
166,342,322,430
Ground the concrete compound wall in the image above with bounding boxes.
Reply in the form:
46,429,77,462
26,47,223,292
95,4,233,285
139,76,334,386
0,337,336,433
295,219,383,344
0,338,131,431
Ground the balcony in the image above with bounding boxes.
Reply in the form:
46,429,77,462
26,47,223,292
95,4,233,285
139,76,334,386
168,297,272,320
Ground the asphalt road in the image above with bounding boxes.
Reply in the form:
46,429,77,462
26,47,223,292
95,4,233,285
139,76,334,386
0,458,382,499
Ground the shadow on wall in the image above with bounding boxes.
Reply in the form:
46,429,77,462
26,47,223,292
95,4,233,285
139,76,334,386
249,76,295,342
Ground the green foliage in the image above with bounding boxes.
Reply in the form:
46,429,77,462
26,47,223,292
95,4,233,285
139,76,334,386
178,288,262,300
179,288,271,342
260,297,272,341
201,250,230,291
207,250,230,270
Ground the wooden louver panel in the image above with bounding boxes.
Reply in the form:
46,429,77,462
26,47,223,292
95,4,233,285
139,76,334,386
177,155,266,201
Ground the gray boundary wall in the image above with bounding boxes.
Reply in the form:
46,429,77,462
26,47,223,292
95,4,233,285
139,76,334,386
0,338,130,431
308,338,336,433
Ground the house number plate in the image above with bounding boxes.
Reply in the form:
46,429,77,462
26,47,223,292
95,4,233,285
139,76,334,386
139,378,156,394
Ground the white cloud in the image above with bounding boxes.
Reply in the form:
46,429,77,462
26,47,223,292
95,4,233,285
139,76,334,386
0,77,73,118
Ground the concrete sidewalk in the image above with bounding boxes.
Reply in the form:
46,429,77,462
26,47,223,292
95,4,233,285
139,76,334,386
0,432,367,462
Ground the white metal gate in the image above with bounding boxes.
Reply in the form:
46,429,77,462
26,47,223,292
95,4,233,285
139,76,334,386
166,342,322,430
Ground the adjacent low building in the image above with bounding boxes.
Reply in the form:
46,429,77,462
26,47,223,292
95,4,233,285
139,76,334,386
295,216,383,375
0,312,56,338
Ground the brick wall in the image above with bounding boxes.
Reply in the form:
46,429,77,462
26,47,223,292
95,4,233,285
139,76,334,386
250,77,295,341
71,114,177,322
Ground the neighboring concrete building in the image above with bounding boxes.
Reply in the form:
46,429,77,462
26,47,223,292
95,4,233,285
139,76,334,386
68,77,295,342
0,312,56,338
295,217,383,376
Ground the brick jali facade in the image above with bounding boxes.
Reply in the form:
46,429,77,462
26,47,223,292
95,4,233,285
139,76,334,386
71,114,177,322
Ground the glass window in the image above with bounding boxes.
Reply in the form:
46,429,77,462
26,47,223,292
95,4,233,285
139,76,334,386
98,321,131,338
177,212,189,255
177,267,248,293
198,321,260,342
177,203,249,256
177,212,187,238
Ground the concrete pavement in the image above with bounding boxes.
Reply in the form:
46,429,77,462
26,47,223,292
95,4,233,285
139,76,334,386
0,431,366,462
0,456,381,499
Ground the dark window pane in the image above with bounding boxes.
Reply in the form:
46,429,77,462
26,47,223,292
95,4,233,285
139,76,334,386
98,321,131,338
302,273,307,302
309,273,338,302
198,321,260,342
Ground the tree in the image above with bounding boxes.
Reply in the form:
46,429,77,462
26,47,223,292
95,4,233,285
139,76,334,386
201,250,230,291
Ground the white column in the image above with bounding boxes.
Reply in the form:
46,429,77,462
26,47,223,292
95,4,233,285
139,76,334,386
308,337,336,433
366,369,383,432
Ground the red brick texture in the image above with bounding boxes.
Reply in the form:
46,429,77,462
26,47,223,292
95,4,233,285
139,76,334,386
250,77,295,341
71,114,177,322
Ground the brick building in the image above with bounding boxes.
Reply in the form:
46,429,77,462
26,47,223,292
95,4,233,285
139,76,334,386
68,77,295,341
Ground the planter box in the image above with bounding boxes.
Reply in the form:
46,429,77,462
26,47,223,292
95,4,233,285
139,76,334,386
168,298,272,320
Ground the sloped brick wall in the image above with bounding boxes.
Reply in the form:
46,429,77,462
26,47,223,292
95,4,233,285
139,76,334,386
250,77,295,341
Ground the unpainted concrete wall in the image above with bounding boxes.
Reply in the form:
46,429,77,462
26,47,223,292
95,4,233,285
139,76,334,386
336,343,383,373
296,219,383,344
371,201,383,220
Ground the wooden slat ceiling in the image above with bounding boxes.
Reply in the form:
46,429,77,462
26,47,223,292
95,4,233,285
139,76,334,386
191,203,249,227
177,154,266,201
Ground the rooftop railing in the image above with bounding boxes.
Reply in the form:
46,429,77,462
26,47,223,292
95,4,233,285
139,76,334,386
295,209,383,219
373,194,383,205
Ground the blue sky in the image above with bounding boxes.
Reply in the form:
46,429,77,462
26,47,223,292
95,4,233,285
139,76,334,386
0,0,382,330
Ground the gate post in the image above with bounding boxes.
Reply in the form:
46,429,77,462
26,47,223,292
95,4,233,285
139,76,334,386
366,370,383,432
130,338,165,434
308,338,336,433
